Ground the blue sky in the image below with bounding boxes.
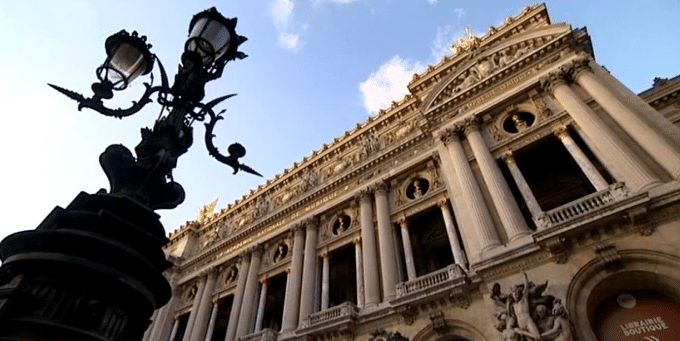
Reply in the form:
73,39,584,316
1,0,679,241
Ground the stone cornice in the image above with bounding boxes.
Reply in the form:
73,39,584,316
175,132,431,272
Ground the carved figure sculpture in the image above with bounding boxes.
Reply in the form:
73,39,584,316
273,244,288,262
541,301,573,341
491,271,563,341
512,114,528,132
412,179,425,199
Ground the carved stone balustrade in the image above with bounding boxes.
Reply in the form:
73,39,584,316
394,264,467,301
535,182,633,229
301,302,359,329
239,328,278,341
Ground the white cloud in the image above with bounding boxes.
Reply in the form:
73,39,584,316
279,32,301,51
427,0,439,5
455,8,466,21
359,56,425,114
270,0,295,29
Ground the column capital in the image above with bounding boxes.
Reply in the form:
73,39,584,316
260,278,270,286
397,216,409,228
320,249,330,259
569,55,593,81
372,181,389,195
355,187,373,203
439,125,463,144
352,236,362,245
463,116,482,135
539,69,568,95
303,216,320,231
502,150,516,164
246,243,264,257
553,125,570,141
437,198,450,209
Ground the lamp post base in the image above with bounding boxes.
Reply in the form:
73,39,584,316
0,192,171,341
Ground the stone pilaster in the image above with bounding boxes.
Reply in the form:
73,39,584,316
437,199,468,269
168,318,180,341
502,151,544,223
281,225,305,332
464,117,531,241
554,126,609,191
189,268,218,341
353,237,365,308
204,302,219,341
440,126,501,253
540,68,660,192
182,274,207,341
235,245,263,338
225,253,251,341
373,181,399,301
254,280,269,332
397,218,417,281
320,251,330,310
357,188,381,306
571,56,680,179
299,217,319,324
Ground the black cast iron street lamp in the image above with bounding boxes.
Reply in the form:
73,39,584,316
0,8,257,341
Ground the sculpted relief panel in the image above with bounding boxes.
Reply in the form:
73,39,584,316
490,272,573,341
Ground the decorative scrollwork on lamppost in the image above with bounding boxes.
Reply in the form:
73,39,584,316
49,7,261,211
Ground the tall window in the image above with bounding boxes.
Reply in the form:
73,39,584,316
210,296,233,341
409,208,454,277
329,245,357,306
261,273,286,331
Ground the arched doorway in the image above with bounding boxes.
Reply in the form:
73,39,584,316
593,290,680,340
567,249,680,340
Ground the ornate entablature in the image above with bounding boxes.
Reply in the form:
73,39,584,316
165,3,585,264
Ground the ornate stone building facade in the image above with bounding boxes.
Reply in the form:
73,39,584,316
146,5,680,341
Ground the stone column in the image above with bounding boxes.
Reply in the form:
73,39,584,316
570,57,680,179
281,226,305,332
189,269,218,341
554,126,609,191
502,151,543,219
590,61,680,146
373,182,399,301
169,318,180,341
254,280,269,332
182,275,208,341
320,251,330,310
397,218,417,281
299,218,319,324
353,237,365,308
540,69,660,192
440,127,501,253
437,199,468,269
204,302,219,341
236,245,263,338
224,253,251,341
464,117,531,241
148,272,180,341
358,189,381,307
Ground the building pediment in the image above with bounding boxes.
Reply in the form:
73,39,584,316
422,24,572,116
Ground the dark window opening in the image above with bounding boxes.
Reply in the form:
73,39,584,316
262,273,287,331
409,209,454,277
172,313,190,341
329,244,357,307
210,296,234,341
515,136,596,211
